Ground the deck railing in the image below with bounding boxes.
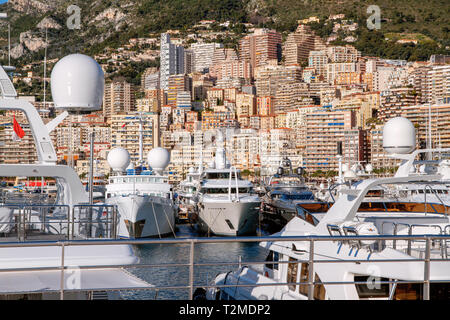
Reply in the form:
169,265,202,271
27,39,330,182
0,234,449,300
0,204,118,241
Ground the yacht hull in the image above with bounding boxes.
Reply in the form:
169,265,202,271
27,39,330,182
106,195,175,238
196,200,260,236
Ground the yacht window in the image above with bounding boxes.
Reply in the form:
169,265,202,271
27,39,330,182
206,172,233,179
287,257,298,291
265,251,279,270
296,207,319,226
296,263,326,299
201,188,251,194
281,194,314,201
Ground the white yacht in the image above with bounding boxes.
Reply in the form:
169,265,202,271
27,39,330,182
261,158,316,231
105,147,176,238
202,117,450,300
176,167,201,223
0,54,152,299
195,144,261,236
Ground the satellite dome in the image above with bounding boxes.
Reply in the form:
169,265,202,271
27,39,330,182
341,163,349,172
383,117,416,154
107,147,130,172
188,167,196,174
147,147,170,172
365,164,373,174
51,54,104,111
343,169,357,180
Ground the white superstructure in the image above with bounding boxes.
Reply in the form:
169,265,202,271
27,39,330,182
204,117,450,300
105,147,176,238
195,141,261,236
0,54,152,299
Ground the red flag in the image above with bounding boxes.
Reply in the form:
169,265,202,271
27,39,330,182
122,123,126,128
13,115,25,139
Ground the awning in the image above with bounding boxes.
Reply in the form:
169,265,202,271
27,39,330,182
0,268,153,294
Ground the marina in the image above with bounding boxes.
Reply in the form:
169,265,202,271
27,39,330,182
0,7,448,302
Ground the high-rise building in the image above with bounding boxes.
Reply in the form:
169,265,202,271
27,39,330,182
304,110,355,172
378,87,419,122
308,50,328,78
141,67,159,90
110,112,160,163
191,42,223,73
400,103,450,150
284,24,326,66
426,65,450,104
239,28,282,77
255,65,302,97
184,49,194,74
103,80,135,120
326,46,361,63
209,59,252,80
167,74,192,106
274,82,311,113
160,33,185,90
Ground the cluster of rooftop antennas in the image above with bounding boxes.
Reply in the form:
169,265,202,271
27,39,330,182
382,116,416,154
51,54,105,111
107,147,170,175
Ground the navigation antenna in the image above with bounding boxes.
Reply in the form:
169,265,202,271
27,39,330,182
43,27,48,109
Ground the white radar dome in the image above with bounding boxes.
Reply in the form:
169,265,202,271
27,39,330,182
343,169,357,180
188,167,196,174
365,164,373,174
341,163,349,172
147,147,170,172
383,117,416,154
107,147,130,172
51,54,104,111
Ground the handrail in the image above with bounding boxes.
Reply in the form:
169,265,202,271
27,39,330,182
0,203,118,241
0,234,449,299
424,184,448,217
228,166,240,202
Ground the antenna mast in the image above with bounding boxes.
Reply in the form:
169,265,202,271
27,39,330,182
43,28,48,109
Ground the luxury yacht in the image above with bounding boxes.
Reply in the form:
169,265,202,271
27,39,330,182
105,147,176,238
261,157,317,231
82,172,107,203
201,117,450,300
194,144,261,236
0,54,151,299
176,167,201,223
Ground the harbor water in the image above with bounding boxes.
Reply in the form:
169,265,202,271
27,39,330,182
120,224,269,300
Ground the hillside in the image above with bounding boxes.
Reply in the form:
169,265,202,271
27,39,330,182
0,0,448,66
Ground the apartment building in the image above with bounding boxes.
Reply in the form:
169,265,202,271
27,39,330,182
304,110,355,172
110,112,160,163
239,28,282,77
284,24,326,66
103,80,135,120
